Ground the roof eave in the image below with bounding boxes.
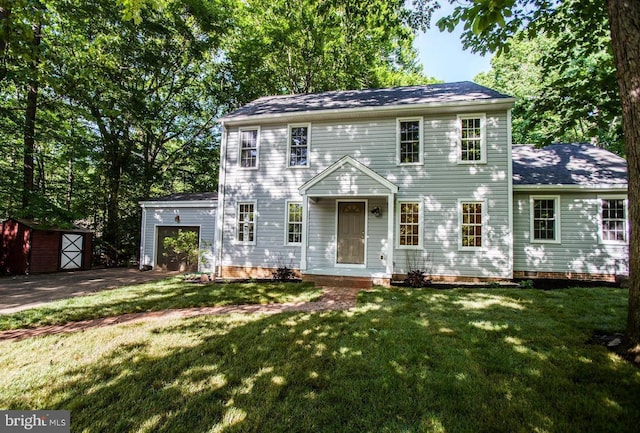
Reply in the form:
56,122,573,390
139,200,218,208
219,97,516,126
513,184,628,192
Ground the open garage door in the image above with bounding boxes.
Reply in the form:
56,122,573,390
156,226,200,271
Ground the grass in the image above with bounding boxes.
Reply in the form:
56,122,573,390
1,285,639,432
0,278,322,331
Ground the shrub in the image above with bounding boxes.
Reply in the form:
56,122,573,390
272,266,295,282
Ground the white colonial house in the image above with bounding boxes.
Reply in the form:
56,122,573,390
139,82,628,286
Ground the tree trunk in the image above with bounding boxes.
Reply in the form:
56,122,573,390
607,0,640,345
22,21,42,217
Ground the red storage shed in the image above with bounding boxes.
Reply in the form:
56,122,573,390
0,218,93,275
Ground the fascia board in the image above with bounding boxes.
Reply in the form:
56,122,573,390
219,98,517,127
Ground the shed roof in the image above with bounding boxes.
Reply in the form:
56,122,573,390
3,218,93,233
221,81,513,122
512,143,627,187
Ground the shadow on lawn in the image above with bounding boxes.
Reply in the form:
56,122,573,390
32,288,640,433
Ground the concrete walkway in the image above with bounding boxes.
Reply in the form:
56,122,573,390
0,268,175,314
0,286,361,341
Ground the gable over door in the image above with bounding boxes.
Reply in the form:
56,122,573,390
337,202,365,265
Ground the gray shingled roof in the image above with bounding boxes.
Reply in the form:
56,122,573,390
146,192,217,202
221,81,513,121
513,143,627,186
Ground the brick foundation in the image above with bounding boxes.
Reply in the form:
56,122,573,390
513,270,619,283
220,266,301,280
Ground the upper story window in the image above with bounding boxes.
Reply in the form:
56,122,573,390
286,201,303,245
397,200,423,248
460,200,483,249
458,114,486,164
531,196,560,243
237,202,256,244
239,127,259,168
288,124,310,167
397,118,423,165
601,197,627,244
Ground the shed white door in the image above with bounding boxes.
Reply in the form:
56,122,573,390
60,234,83,270
337,202,365,264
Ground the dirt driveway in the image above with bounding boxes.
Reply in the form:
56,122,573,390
0,268,175,314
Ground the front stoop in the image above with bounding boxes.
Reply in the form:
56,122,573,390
302,274,390,289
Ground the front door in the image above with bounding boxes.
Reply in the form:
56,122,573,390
337,201,365,265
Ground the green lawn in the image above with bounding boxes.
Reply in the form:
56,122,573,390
0,278,322,331
1,286,639,433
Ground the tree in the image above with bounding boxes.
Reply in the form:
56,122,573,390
440,0,640,349
475,10,621,153
222,0,438,106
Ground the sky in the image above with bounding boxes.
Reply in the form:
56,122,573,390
413,5,493,83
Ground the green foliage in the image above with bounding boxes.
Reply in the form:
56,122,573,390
474,5,622,153
162,229,204,272
0,278,322,330
1,286,638,432
222,0,437,106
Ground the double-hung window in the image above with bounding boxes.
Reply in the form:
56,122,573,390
239,128,259,168
601,197,627,243
397,118,423,165
237,202,256,244
286,201,303,245
288,124,310,167
531,196,560,243
397,200,422,248
458,114,486,163
460,201,483,249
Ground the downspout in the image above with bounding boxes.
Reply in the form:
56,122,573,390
139,203,147,269
214,123,228,278
506,108,514,279
386,193,395,277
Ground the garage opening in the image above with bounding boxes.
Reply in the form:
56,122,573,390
156,226,200,271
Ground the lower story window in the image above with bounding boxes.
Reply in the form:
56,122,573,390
237,202,255,243
398,201,421,247
461,201,482,248
286,202,303,245
531,197,558,242
601,198,627,243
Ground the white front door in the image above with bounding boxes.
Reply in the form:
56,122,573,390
337,201,366,265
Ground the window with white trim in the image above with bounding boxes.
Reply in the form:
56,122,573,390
397,200,422,248
601,197,627,243
531,196,560,242
237,202,256,243
460,201,483,249
458,114,486,163
397,118,423,164
286,201,303,245
288,124,310,167
239,128,259,168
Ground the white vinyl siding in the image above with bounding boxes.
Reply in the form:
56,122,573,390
457,114,486,164
221,111,511,279
288,123,310,168
396,118,423,165
513,192,628,276
239,127,259,169
139,203,216,272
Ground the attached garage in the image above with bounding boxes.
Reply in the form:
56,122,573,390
0,218,93,275
139,192,217,272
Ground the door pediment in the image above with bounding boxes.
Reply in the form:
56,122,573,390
299,156,398,197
